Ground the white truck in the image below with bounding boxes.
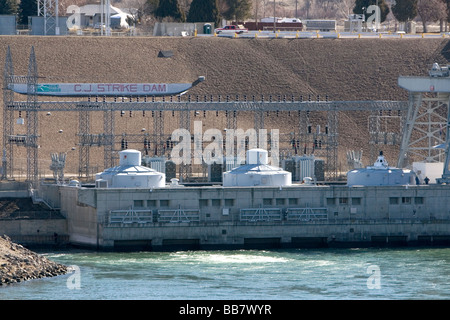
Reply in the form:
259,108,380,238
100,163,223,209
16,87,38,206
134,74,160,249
429,63,450,78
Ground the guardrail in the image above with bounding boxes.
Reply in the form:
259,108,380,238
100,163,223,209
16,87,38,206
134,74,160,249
14,28,449,39
211,30,449,40
104,207,450,226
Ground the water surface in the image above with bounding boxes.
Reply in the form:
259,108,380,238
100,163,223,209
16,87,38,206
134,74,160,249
1,247,449,300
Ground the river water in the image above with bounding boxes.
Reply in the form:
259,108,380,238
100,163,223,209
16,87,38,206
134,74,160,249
1,247,449,300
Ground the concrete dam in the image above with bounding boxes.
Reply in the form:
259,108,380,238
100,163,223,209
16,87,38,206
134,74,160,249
34,149,450,251
2,43,450,251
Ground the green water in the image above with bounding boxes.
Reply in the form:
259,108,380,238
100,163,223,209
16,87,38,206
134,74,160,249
1,247,449,300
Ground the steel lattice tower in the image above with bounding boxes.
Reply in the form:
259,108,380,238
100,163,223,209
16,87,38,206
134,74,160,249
78,108,91,178
2,47,39,186
37,0,59,35
26,47,39,186
398,74,450,171
178,105,191,181
2,47,14,180
103,109,115,169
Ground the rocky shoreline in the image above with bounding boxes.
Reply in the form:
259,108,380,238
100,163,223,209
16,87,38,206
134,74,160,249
0,235,67,286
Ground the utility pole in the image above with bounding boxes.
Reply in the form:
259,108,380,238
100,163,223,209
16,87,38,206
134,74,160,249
273,0,276,32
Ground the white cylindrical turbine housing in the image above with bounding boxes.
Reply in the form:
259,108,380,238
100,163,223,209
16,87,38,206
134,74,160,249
119,149,141,166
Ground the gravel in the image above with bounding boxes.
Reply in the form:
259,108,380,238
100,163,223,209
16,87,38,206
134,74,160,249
0,235,67,285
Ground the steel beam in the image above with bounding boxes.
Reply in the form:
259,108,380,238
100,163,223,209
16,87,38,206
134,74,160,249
6,100,408,112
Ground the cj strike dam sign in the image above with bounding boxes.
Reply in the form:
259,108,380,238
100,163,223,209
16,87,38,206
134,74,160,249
10,83,195,97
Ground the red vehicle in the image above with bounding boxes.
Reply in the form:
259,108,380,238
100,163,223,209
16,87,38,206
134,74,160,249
214,25,248,34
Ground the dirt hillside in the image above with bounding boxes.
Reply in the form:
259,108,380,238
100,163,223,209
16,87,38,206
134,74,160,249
1,36,449,173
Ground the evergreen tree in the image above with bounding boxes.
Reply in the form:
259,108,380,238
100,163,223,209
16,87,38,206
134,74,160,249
353,0,390,23
187,0,220,27
154,0,185,22
18,0,37,25
392,0,418,22
0,0,18,15
222,0,252,22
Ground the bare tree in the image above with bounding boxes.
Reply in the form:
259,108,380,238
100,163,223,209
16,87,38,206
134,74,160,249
417,0,446,32
303,0,313,18
297,0,357,20
335,0,356,19
118,0,150,25
60,0,89,16
217,0,229,18
315,0,342,19
178,0,193,18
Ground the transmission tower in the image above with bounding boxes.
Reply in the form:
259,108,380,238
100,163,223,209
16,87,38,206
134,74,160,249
398,65,450,183
2,46,14,180
26,47,39,186
37,0,59,35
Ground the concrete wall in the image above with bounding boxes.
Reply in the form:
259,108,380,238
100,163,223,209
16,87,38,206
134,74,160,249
89,184,449,222
60,186,98,248
0,183,68,247
38,183,62,209
153,22,215,36
0,219,66,235
94,185,328,215
0,181,28,198
0,15,16,35
29,16,69,35
62,183,450,250
0,218,68,248
101,221,450,249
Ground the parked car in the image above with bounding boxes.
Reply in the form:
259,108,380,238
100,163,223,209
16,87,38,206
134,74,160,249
214,25,248,34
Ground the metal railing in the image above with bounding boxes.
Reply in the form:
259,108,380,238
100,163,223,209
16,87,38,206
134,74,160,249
240,207,282,222
103,206,450,226
286,207,328,222
158,206,200,223
108,208,153,224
